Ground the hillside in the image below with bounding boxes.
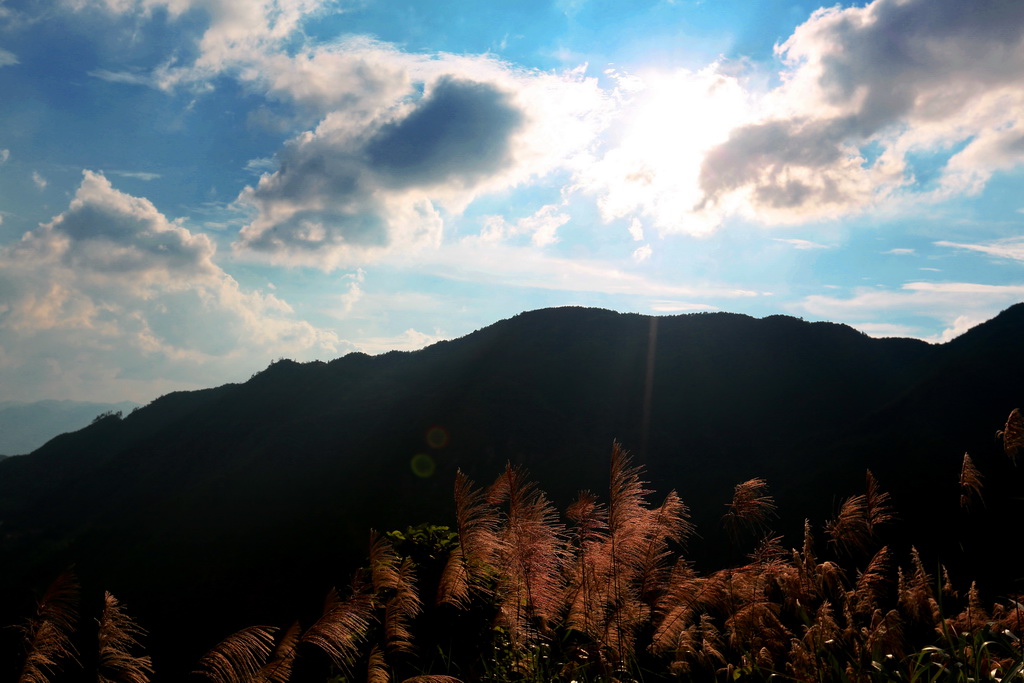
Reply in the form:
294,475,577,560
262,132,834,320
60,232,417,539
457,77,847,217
1,305,1022,675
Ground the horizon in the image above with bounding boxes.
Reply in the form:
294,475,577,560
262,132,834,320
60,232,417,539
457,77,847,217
7,300,1018,409
2,0,1023,404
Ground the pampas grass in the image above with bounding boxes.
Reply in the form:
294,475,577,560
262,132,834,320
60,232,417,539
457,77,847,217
7,418,1024,682
17,571,80,683
437,471,499,610
723,478,777,543
96,592,152,683
960,452,984,510
255,622,300,683
300,588,374,674
999,407,1024,464
193,626,278,683
486,464,566,650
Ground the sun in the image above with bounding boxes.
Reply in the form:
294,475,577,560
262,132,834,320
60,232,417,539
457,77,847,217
590,65,753,235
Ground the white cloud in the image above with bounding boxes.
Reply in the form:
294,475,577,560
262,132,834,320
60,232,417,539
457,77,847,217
335,268,365,317
937,238,1024,263
88,68,153,86
849,322,920,338
697,0,1024,224
234,59,609,268
929,314,988,344
84,0,330,90
352,327,448,355
479,204,570,247
74,0,1024,247
244,157,277,175
798,281,1024,341
0,149,9,164
649,300,718,313
85,0,613,267
627,217,644,242
246,38,412,118
551,0,1024,234
0,47,17,67
0,171,342,401
406,237,760,302
773,238,830,250
632,244,652,262
32,171,47,190
885,248,915,255
111,170,162,181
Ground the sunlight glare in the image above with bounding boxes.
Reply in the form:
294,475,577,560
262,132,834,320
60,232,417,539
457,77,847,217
592,66,752,236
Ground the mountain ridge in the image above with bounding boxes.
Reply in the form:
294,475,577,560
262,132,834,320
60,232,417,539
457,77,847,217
1,304,1021,674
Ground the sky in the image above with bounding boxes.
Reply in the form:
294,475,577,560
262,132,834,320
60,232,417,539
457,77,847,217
1,0,1023,404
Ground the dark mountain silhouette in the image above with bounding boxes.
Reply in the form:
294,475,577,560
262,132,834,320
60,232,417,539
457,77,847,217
1,305,1022,675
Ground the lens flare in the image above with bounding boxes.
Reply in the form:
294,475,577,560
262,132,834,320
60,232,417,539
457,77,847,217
426,425,449,449
410,452,436,478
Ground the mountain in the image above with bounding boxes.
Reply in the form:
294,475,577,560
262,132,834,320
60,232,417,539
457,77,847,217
1,305,1022,674
0,399,139,456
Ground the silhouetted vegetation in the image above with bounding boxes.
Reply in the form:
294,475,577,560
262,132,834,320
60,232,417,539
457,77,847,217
6,425,1024,681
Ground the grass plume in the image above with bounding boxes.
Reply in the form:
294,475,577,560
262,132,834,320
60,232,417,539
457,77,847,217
437,471,499,609
959,452,984,510
1000,407,1024,464
193,625,278,683
17,571,80,683
300,588,374,674
97,592,153,683
723,477,777,542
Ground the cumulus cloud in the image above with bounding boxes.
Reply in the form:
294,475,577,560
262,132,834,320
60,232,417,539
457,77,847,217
84,0,327,88
0,47,17,67
632,244,652,263
82,0,611,263
86,0,610,269
235,60,609,268
353,327,448,355
479,204,571,247
698,0,1024,223
32,171,47,190
77,0,1024,244
0,171,342,401
250,38,413,119
85,1,420,124
334,268,365,317
627,218,644,242
364,77,523,187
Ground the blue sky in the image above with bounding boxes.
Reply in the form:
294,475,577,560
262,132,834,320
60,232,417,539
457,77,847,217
2,0,1023,403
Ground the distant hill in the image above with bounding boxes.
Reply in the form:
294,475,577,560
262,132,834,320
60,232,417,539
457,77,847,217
0,399,138,455
1,305,1022,675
